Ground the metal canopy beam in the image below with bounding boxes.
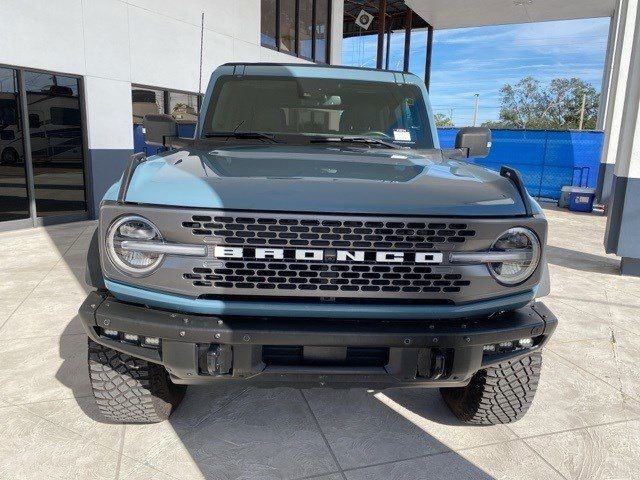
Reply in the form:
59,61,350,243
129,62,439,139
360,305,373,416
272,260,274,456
403,8,412,72
376,0,387,69
425,23,433,90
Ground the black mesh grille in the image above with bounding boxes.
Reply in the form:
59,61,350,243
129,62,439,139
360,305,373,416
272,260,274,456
180,213,477,298
182,215,475,249
184,260,471,294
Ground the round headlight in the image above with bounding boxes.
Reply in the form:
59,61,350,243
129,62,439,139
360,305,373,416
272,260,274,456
106,215,164,276
489,227,541,285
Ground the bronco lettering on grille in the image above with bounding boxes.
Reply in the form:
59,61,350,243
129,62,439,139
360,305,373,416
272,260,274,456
213,246,444,264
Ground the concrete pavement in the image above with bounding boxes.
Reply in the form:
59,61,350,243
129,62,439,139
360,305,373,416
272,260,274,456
0,206,638,479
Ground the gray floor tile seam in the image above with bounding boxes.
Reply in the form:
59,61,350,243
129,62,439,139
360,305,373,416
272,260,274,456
545,349,640,409
508,417,640,445
0,226,87,333
547,296,640,338
116,452,190,480
331,437,522,476
292,470,345,480
114,425,126,480
299,389,348,480
506,427,570,480
116,453,183,480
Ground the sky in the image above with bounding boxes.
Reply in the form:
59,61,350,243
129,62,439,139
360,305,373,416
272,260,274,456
342,17,611,126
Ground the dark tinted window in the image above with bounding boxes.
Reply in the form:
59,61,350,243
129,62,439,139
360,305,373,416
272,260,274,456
204,76,434,148
315,0,329,63
260,0,277,48
168,91,198,124
279,0,297,53
132,88,164,124
298,0,313,59
0,67,30,222
261,0,331,62
25,72,86,217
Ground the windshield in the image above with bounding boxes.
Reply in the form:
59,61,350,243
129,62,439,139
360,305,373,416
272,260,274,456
202,75,435,148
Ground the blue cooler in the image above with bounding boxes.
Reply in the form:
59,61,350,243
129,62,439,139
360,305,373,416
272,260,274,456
568,188,596,213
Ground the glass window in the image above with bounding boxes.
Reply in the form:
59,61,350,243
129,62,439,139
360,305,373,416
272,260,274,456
132,88,164,124
0,67,30,222
261,0,277,48
314,0,329,63
279,0,297,54
169,91,199,139
25,72,87,217
298,0,313,59
204,76,433,148
168,92,198,124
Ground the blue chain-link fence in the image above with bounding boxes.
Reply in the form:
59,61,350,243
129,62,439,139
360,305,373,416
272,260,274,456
438,128,604,200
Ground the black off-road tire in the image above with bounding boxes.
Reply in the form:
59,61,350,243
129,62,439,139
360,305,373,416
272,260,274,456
440,352,542,425
87,338,187,423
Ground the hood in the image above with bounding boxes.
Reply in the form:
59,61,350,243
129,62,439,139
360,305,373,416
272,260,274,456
117,144,527,217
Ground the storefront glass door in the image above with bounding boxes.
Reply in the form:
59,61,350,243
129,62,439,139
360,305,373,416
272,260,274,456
0,66,88,230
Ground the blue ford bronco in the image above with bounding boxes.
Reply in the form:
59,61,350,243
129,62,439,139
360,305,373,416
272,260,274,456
80,63,556,424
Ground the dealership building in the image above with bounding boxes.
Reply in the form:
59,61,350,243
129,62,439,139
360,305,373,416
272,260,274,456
1,0,640,275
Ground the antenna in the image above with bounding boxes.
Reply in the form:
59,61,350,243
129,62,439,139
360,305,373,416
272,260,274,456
198,12,205,97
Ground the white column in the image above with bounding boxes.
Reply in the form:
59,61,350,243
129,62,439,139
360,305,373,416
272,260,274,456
604,0,640,276
329,0,344,65
597,0,638,203
82,77,134,217
596,11,620,131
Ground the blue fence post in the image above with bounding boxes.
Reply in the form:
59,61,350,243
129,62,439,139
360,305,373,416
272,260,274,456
537,130,548,198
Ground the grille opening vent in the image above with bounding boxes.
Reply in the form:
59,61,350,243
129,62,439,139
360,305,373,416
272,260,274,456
262,345,389,367
185,261,472,294
183,215,475,249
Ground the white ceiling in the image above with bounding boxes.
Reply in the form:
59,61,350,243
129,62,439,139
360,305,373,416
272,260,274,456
405,0,616,29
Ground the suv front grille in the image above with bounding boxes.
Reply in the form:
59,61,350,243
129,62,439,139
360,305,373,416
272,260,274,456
101,204,545,304
182,215,476,250
176,212,480,299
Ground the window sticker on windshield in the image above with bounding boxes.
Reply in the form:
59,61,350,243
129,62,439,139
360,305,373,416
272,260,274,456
393,129,411,141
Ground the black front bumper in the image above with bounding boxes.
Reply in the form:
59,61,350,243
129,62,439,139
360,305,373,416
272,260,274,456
79,291,557,389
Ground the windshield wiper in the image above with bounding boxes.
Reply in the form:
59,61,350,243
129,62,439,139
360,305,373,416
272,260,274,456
309,136,400,149
204,131,279,142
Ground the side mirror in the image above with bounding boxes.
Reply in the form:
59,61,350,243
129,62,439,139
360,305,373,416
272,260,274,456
455,127,491,158
143,114,176,146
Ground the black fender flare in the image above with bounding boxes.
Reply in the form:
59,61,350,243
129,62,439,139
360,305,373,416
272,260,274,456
85,228,106,289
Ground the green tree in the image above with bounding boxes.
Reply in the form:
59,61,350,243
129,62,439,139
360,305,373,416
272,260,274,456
482,76,599,130
434,113,454,127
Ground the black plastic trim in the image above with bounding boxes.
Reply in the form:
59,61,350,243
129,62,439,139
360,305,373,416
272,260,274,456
500,166,533,216
79,291,557,388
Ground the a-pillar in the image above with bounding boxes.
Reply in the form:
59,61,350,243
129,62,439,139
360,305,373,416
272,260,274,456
604,0,640,276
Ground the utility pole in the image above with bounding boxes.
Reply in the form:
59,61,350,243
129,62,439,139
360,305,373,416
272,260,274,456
449,107,454,126
472,94,480,127
578,93,587,130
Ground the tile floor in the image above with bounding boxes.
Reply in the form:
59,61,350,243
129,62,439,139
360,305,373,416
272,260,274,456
0,206,638,479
